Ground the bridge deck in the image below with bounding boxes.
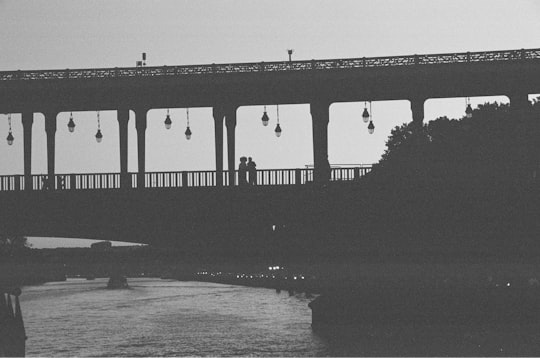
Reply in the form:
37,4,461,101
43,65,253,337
1,48,538,81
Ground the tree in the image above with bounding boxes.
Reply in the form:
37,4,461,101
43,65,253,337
0,236,32,256
373,98,540,185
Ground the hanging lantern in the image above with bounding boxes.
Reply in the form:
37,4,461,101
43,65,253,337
367,102,375,134
185,108,192,140
67,112,75,133
6,114,14,145
362,102,370,123
95,111,103,143
95,129,103,143
261,112,269,126
368,120,375,134
275,105,282,137
164,109,172,129
261,105,269,126
275,123,282,137
6,132,14,145
465,99,473,118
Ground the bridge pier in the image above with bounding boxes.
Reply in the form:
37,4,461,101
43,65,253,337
508,92,535,178
44,110,57,190
310,101,331,183
508,92,531,120
213,106,225,187
135,108,147,189
21,111,33,191
410,97,425,130
225,106,237,186
117,109,130,189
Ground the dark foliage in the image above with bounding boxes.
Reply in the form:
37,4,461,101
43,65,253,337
373,99,540,185
0,236,31,256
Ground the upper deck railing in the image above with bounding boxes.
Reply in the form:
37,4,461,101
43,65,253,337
0,166,372,192
1,48,538,82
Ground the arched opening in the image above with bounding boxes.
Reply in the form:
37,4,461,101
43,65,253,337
236,104,312,170
0,113,23,175
329,100,411,166
56,110,119,174
145,107,215,172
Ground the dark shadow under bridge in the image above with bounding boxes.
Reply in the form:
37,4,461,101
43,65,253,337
0,166,374,256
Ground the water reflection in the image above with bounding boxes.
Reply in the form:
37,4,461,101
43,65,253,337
21,279,326,357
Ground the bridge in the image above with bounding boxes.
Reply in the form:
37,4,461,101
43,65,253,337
1,47,540,246
1,47,539,190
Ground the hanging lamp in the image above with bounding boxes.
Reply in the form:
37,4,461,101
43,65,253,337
367,102,375,134
275,105,282,137
184,108,192,140
368,120,375,134
465,97,473,118
164,109,172,129
67,112,75,133
362,101,370,123
261,105,269,126
6,114,14,145
95,111,103,143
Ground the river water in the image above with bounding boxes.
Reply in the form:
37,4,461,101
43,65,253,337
20,278,328,357
19,278,540,356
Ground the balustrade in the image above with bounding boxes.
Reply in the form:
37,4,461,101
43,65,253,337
0,167,371,192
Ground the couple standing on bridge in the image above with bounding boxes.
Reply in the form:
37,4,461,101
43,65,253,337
239,157,257,185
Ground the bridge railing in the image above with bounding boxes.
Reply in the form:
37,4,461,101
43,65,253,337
1,48,539,81
139,169,311,188
0,167,372,192
331,167,372,181
29,173,124,190
0,175,24,191
141,171,221,188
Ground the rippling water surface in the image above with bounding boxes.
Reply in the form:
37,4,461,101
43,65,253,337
21,278,327,357
21,278,540,356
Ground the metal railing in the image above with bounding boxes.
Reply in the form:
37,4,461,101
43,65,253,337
0,166,372,192
1,48,538,82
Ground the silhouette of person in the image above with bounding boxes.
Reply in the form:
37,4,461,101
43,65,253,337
247,157,257,185
238,157,248,186
57,176,65,190
41,176,49,190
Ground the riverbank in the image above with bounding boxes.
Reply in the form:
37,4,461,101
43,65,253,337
171,261,540,349
173,270,319,296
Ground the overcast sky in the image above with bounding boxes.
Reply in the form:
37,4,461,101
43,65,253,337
1,0,539,247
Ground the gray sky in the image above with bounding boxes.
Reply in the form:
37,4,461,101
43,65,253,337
1,0,539,247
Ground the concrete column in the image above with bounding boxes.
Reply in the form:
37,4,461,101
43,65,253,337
508,92,533,178
410,97,425,129
21,111,33,191
508,92,530,120
44,110,57,189
225,106,237,186
134,108,147,189
213,106,225,187
117,109,130,189
310,101,331,183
